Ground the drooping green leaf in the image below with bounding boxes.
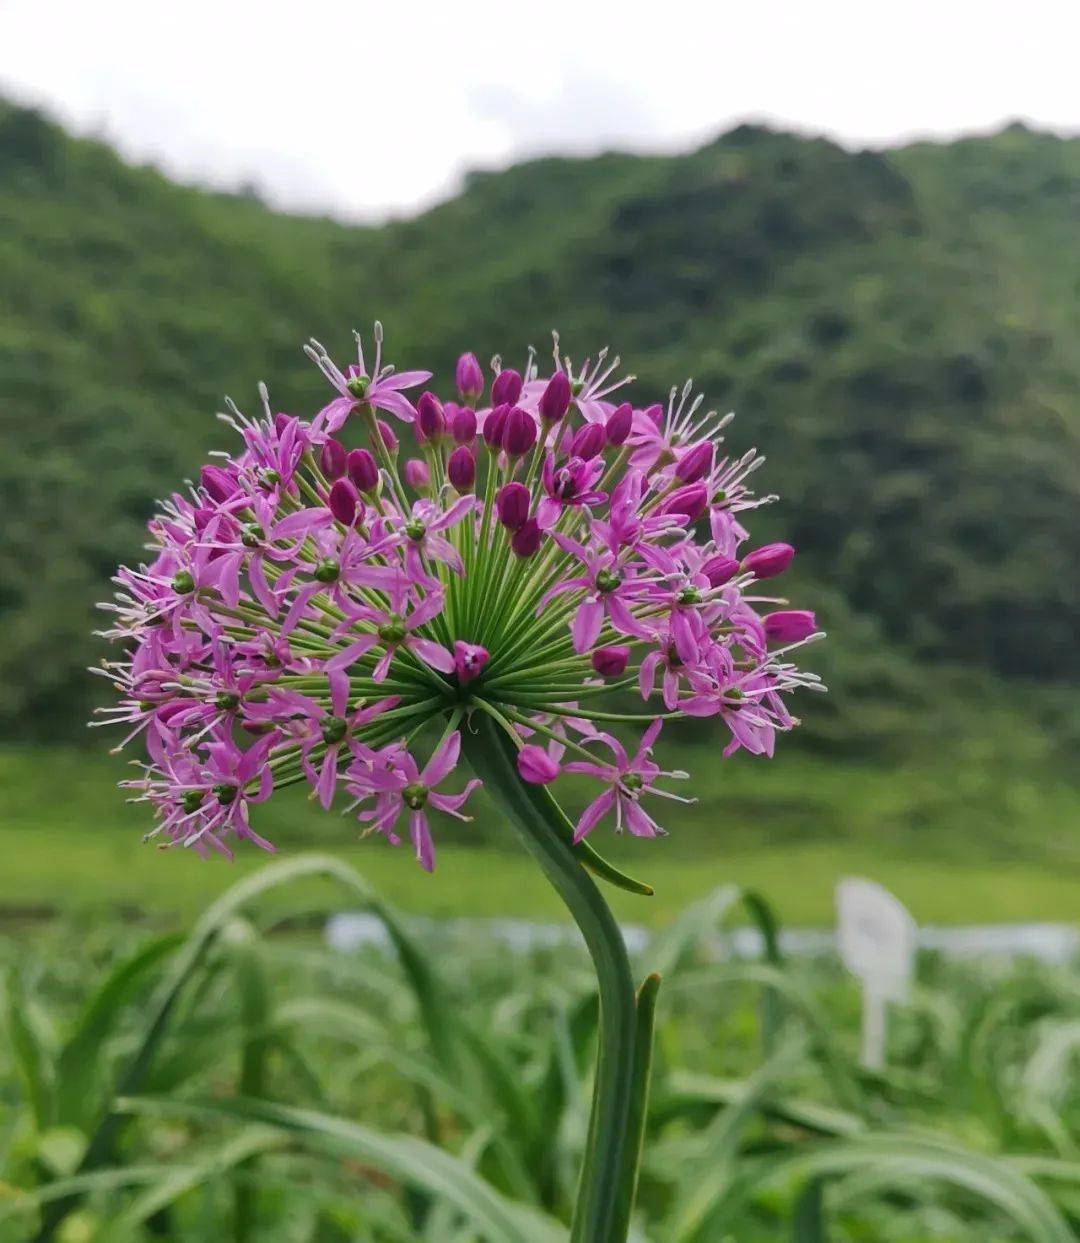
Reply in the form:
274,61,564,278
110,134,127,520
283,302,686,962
116,1094,566,1243
54,932,182,1130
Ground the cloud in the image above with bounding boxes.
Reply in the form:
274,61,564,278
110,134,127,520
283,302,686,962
469,72,662,160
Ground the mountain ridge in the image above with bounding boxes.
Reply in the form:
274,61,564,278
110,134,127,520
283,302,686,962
1,99,1077,749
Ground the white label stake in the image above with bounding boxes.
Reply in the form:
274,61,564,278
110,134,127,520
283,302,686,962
836,878,918,1071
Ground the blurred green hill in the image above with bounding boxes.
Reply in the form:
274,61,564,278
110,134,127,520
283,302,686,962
1,100,1078,774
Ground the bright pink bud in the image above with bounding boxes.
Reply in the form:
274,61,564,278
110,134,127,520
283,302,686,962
538,371,571,421
511,518,542,558
346,448,379,493
742,542,795,579
273,413,293,436
659,483,708,522
572,422,607,460
157,700,190,727
606,402,633,446
676,441,714,484
404,458,430,490
644,403,664,428
701,554,740,587
450,404,477,444
192,506,216,534
497,482,531,530
453,640,489,684
517,744,560,785
491,368,523,407
592,645,630,677
319,438,347,480
416,391,445,442
328,478,360,525
483,404,509,450
455,352,484,402
764,610,816,643
447,445,476,491
200,465,237,502
501,407,537,457
375,419,398,457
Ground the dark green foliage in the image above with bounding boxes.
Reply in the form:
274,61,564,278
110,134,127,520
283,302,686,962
1,100,1078,748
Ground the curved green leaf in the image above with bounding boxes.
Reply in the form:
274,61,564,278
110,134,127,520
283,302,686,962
36,854,457,1240
609,972,661,1243
54,933,183,1130
4,969,55,1131
699,1133,1075,1243
116,1094,565,1243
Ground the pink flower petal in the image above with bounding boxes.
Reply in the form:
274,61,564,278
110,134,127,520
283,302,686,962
574,789,615,842
325,633,379,673
572,599,604,653
421,731,461,786
317,748,339,810
410,810,435,871
409,637,455,674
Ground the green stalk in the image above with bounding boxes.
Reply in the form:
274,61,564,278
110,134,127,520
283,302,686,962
609,972,661,1242
463,710,645,1242
233,930,270,1243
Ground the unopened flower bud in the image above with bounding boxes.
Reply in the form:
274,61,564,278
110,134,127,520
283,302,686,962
346,448,379,493
742,542,795,580
319,438,346,480
483,404,509,450
659,483,708,522
200,465,237,502
571,422,607,461
502,407,537,457
328,478,360,525
447,445,476,492
511,518,542,557
191,506,216,534
404,458,430,490
491,367,523,407
450,404,477,444
497,482,531,530
592,646,630,677
517,744,560,785
644,402,664,428
606,402,633,446
455,352,484,403
764,610,816,643
273,413,293,436
538,371,572,421
374,419,398,457
453,640,489,684
416,391,445,442
701,554,740,587
676,441,714,484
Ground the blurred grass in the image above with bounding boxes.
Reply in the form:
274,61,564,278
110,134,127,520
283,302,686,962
3,746,1080,929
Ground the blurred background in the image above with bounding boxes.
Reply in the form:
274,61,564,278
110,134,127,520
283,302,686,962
5,4,1080,1240
1,0,1078,928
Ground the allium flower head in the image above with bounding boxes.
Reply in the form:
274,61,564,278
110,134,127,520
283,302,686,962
96,324,823,868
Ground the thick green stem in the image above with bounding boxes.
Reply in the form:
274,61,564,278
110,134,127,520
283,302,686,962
463,713,641,1243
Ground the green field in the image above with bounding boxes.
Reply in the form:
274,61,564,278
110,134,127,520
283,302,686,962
6,850,1080,1242
5,747,1080,930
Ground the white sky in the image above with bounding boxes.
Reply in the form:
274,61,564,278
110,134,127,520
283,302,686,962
3,0,1078,221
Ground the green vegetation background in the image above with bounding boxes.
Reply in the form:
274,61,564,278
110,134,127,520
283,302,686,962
1,101,1078,923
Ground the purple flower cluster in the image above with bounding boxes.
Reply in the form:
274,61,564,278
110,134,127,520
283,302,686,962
96,326,822,868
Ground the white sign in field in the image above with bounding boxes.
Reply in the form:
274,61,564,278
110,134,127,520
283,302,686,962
836,878,918,1070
